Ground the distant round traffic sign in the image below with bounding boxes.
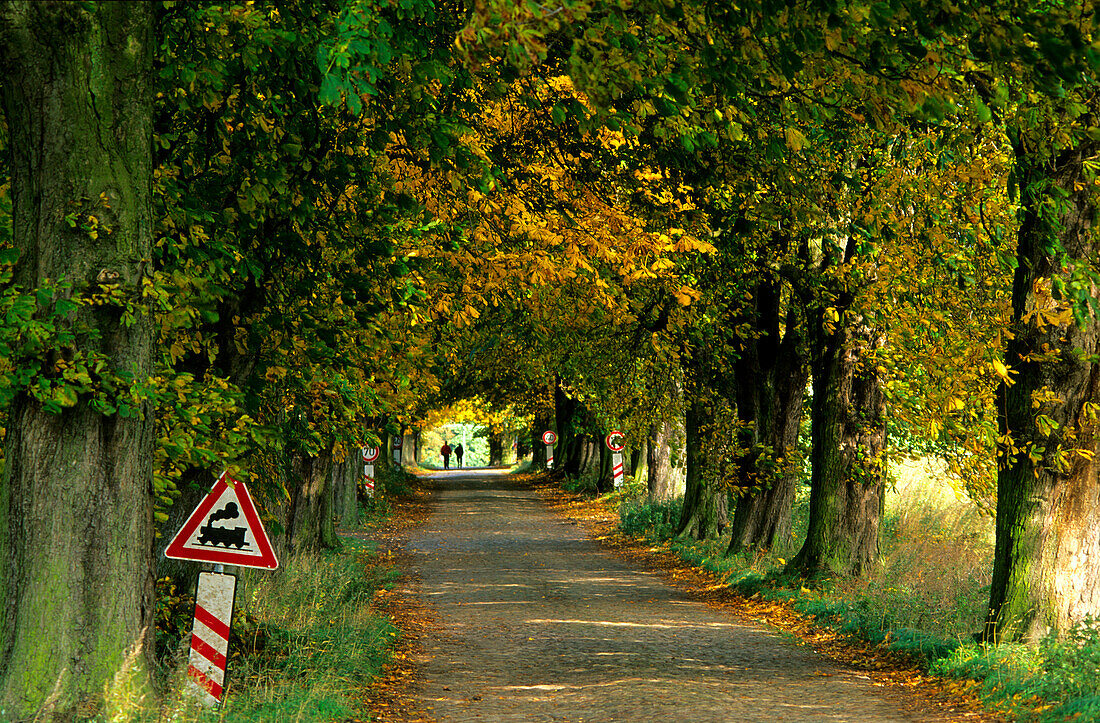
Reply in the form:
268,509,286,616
542,430,557,445
361,446,380,463
393,436,403,449
605,430,625,452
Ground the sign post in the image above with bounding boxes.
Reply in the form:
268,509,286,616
186,571,236,706
392,434,403,465
361,446,379,497
164,472,278,707
605,430,625,489
542,430,557,469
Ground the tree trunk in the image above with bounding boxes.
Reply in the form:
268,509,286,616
788,318,886,578
286,446,339,555
728,277,809,555
332,455,358,528
561,426,601,491
488,431,503,466
399,430,414,466
676,397,728,540
530,410,551,470
985,134,1100,643
0,3,155,717
555,377,581,467
596,442,614,493
631,445,647,487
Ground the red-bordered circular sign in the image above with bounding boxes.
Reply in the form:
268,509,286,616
393,436,403,449
605,430,625,452
542,430,557,445
361,446,380,462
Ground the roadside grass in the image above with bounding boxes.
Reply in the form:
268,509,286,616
148,502,399,722
610,461,1100,721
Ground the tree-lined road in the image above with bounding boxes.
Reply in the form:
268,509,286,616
401,471,945,722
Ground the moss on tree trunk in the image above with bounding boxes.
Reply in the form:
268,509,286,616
286,446,339,556
985,133,1100,643
676,397,728,541
0,2,155,717
788,317,886,578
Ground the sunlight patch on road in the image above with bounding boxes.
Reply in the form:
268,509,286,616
525,618,740,629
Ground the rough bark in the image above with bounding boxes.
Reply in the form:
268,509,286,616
728,278,809,555
0,3,155,717
286,446,339,555
647,409,686,501
332,455,358,528
488,431,504,466
630,445,647,486
399,430,415,466
562,432,596,481
985,135,1100,643
596,443,614,493
530,410,551,470
555,378,581,468
788,319,886,578
676,397,729,540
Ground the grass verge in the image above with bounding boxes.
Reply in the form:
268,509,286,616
211,539,399,722
145,494,403,723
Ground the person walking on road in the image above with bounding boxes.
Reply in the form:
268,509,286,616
454,443,464,468
441,442,452,469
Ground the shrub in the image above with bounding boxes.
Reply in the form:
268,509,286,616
619,497,683,541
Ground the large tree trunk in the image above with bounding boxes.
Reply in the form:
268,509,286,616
985,134,1100,643
788,317,886,578
488,430,504,466
728,277,809,555
648,367,686,500
565,433,602,484
676,397,728,540
0,3,155,717
530,410,551,470
555,377,581,469
332,455,358,528
630,444,647,487
286,446,339,555
595,442,614,493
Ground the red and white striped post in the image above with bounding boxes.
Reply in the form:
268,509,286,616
606,430,625,489
393,434,403,465
362,446,379,497
186,571,237,706
542,431,557,469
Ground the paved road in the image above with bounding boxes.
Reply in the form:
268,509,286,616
403,470,942,722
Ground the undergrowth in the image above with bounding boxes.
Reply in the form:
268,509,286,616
208,539,398,721
145,509,398,722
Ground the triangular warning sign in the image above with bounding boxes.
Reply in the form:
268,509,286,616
165,472,279,570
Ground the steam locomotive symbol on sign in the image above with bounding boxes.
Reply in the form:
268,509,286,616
196,502,251,549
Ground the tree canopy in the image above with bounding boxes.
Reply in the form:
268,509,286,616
4,0,1100,716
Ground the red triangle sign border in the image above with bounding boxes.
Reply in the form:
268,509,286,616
164,472,279,570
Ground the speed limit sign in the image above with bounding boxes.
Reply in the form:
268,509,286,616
361,447,380,463
542,430,557,445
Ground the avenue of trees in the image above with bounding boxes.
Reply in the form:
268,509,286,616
1,0,1100,718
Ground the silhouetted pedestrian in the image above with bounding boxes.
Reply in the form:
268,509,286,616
455,443,464,467
441,442,452,469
